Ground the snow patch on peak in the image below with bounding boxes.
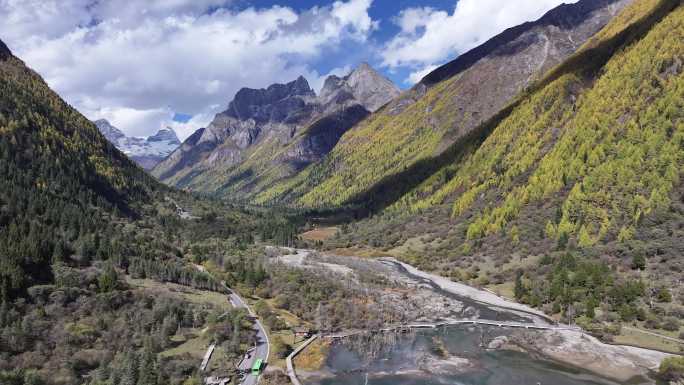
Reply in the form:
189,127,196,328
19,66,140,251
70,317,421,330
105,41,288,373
148,127,180,144
94,120,180,169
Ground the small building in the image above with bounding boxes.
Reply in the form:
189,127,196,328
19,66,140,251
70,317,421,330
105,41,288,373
294,326,312,339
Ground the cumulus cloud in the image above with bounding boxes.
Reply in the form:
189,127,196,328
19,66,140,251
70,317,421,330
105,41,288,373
407,64,438,85
381,0,578,85
167,107,223,141
0,0,377,140
92,106,172,138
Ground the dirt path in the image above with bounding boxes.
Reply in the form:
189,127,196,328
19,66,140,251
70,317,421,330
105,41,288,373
623,326,684,344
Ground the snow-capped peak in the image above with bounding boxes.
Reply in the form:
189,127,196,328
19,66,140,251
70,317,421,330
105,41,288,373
94,119,181,170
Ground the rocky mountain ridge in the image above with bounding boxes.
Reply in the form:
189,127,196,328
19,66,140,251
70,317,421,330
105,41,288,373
95,119,181,170
420,0,633,86
152,63,400,194
152,0,637,205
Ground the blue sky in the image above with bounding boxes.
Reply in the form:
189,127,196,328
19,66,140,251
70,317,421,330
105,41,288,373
232,0,460,87
0,0,574,139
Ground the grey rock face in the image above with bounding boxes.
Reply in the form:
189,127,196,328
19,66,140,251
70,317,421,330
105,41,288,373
421,0,633,86
95,119,126,143
280,104,370,168
319,63,400,112
153,63,400,189
148,128,180,145
346,62,401,112
225,76,316,123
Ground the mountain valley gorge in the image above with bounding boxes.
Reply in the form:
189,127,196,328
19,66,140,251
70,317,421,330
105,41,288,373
1,0,683,384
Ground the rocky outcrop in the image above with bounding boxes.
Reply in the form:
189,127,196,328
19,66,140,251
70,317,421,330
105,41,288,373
225,75,316,123
95,119,180,170
152,63,399,193
148,127,180,144
95,119,126,143
280,104,370,169
319,62,400,112
192,76,318,156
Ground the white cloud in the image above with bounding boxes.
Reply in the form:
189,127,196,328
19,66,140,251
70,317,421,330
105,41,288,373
88,106,172,138
407,64,438,85
0,0,376,140
167,108,222,140
381,0,578,84
309,65,353,93
330,0,378,40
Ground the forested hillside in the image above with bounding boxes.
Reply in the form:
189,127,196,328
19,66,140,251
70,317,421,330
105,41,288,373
0,43,299,385
0,46,160,301
323,0,683,343
406,0,683,247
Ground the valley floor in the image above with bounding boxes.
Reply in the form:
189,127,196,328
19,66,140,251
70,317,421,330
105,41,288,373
267,247,677,384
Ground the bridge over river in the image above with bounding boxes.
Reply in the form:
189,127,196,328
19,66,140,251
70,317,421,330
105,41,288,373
325,318,580,339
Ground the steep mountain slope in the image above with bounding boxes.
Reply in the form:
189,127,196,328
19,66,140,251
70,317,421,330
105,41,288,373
152,63,399,199
253,0,634,207
326,0,683,335
404,0,683,251
0,41,166,299
95,119,181,170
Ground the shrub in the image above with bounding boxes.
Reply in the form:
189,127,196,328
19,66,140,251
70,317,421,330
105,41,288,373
644,318,660,329
662,317,680,332
631,253,646,270
271,336,291,359
658,356,684,382
656,287,673,303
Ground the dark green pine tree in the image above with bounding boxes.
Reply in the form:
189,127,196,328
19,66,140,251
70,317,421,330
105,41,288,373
137,343,157,385
119,350,139,385
514,270,526,301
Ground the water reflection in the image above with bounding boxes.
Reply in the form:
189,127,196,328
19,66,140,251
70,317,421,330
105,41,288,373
306,326,644,385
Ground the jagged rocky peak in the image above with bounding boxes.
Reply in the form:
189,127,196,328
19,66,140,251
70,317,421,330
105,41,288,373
319,62,400,112
94,119,126,142
153,63,400,188
318,74,355,108
225,76,316,122
348,62,400,112
148,127,180,144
